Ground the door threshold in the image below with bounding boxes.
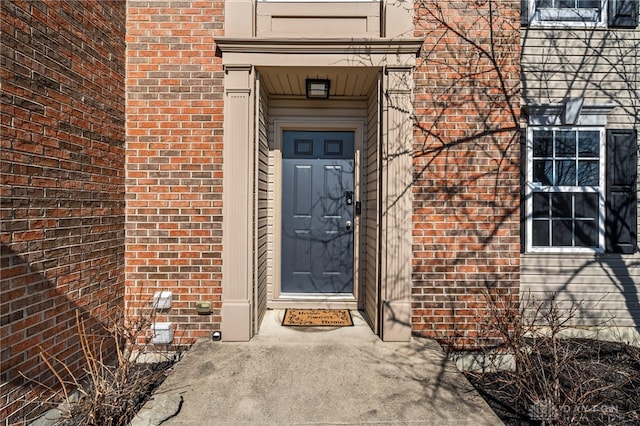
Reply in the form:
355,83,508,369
268,294,358,310
278,292,356,300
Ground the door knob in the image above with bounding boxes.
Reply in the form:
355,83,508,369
345,221,352,231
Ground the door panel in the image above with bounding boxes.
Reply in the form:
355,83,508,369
293,165,312,216
293,230,311,273
281,131,354,293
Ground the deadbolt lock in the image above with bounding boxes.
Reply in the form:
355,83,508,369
345,191,353,205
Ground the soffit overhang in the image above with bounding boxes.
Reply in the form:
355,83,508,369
216,38,423,67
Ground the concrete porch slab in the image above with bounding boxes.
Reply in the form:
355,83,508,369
131,310,502,425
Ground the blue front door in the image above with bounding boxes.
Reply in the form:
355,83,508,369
281,131,355,293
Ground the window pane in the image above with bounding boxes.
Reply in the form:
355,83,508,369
533,220,550,246
555,131,576,156
555,0,600,8
324,140,343,156
552,192,572,218
578,131,599,157
552,220,573,246
527,127,604,251
294,139,313,155
534,0,601,22
578,0,600,9
533,160,553,185
558,0,576,8
533,193,550,218
575,220,597,247
556,160,576,185
533,131,553,156
536,0,554,8
575,193,598,219
577,160,599,186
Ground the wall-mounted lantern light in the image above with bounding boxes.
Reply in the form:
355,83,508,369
306,79,330,99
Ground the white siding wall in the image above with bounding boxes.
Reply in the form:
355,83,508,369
521,20,640,338
522,27,639,126
255,80,270,330
361,80,380,331
521,254,640,328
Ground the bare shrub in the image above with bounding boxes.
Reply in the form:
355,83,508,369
465,292,640,425
23,308,180,426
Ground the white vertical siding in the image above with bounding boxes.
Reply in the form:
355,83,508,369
362,78,380,332
255,81,270,329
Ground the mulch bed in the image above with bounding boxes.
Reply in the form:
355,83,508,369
464,339,640,425
56,361,174,426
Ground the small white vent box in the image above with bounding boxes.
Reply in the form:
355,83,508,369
151,322,173,344
153,291,172,310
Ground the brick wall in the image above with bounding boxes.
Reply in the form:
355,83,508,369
125,1,224,345
411,0,522,349
0,0,126,422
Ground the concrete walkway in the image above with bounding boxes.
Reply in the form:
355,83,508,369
131,311,502,425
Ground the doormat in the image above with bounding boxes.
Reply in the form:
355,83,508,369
282,309,353,327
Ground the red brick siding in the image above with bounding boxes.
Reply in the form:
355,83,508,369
0,0,126,422
125,1,224,345
412,1,521,349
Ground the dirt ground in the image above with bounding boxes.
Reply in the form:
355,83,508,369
464,339,640,425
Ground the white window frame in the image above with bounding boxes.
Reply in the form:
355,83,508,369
259,0,378,2
528,0,608,28
525,126,606,253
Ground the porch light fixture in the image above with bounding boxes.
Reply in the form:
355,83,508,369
306,79,330,99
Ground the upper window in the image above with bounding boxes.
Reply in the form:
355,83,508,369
528,0,607,26
526,127,606,252
259,0,378,1
524,103,637,254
